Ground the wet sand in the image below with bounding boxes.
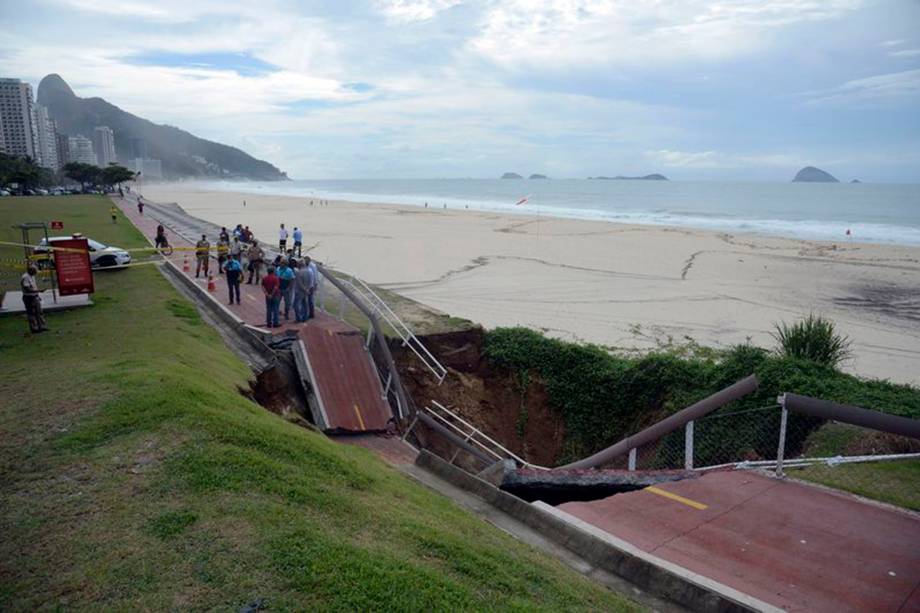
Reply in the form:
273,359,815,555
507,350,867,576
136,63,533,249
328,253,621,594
145,184,920,386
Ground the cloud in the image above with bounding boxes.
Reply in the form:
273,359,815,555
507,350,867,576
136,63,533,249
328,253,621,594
890,48,920,58
801,69,920,106
469,0,864,71
374,0,463,22
646,149,801,169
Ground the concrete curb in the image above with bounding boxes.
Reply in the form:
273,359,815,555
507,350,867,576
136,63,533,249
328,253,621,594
159,259,273,360
415,450,780,613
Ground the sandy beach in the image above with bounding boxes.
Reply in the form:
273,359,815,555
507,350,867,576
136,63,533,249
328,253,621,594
146,184,920,386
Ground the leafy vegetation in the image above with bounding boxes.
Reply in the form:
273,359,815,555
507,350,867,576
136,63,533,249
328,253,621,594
484,327,920,466
772,313,852,367
64,161,136,192
0,153,54,191
0,197,636,611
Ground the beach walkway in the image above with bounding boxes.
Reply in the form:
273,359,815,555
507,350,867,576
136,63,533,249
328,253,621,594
556,470,920,612
115,195,394,433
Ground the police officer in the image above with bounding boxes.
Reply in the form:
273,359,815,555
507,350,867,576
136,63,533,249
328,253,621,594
21,264,48,333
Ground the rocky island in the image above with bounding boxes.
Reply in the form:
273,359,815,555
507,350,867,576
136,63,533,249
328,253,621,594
589,174,668,181
792,166,839,183
501,172,523,179
529,174,548,179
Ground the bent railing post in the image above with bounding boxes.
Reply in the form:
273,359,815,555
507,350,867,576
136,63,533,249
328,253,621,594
558,375,759,470
783,393,920,440
776,394,788,477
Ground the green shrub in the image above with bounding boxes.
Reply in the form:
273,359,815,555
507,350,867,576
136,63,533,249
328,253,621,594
484,328,920,465
772,314,852,367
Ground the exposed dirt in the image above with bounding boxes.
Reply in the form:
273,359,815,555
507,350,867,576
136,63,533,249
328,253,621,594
391,327,566,468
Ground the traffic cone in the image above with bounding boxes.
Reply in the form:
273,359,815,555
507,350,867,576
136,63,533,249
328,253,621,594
182,253,190,272
207,272,216,292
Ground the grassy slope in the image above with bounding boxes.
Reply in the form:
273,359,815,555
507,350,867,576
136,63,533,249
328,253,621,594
0,197,636,611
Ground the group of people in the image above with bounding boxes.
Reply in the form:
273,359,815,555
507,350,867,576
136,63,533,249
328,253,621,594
260,252,318,327
186,223,318,324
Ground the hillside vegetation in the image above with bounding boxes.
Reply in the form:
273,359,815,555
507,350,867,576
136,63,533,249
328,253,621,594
0,197,635,611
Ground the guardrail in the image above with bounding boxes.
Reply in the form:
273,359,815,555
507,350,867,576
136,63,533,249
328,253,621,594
335,272,447,384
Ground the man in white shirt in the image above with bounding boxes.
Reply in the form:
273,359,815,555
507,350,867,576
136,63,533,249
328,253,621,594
21,264,48,333
278,223,288,252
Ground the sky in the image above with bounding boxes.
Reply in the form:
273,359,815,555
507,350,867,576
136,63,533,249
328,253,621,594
2,0,919,181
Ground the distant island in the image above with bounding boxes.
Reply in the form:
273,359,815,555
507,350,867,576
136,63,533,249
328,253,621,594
792,166,839,183
501,172,523,179
850,179,861,184
529,174,548,179
589,173,668,181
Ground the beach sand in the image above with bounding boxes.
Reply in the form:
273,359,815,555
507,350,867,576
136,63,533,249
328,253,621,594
145,185,920,386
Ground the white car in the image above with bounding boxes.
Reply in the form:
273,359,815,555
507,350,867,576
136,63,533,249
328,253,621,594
35,235,132,269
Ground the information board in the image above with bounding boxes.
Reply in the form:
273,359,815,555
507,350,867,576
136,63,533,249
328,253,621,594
50,238,94,296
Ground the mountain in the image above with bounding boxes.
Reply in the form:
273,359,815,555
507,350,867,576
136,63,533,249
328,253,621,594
501,172,523,179
589,173,668,181
37,74,287,181
529,174,548,179
792,166,838,183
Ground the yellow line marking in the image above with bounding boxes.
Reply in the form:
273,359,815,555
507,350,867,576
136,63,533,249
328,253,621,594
353,404,366,430
646,486,708,510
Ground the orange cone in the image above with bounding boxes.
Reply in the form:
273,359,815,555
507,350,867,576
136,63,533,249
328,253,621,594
182,253,190,272
207,272,216,292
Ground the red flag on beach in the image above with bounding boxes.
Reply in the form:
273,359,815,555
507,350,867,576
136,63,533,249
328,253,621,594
515,196,529,206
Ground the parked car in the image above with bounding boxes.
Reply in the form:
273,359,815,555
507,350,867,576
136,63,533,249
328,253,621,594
0,189,10,197
34,234,131,269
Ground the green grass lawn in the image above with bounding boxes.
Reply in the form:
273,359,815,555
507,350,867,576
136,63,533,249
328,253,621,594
0,196,637,611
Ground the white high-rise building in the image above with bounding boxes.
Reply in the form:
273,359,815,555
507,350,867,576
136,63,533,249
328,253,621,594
93,126,116,166
0,78,38,159
34,104,59,170
68,135,98,165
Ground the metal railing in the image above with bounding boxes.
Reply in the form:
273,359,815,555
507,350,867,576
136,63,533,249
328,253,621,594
407,401,550,470
337,272,447,384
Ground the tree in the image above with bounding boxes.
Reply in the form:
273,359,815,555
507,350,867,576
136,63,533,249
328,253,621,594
99,164,136,189
63,162,101,192
0,153,53,192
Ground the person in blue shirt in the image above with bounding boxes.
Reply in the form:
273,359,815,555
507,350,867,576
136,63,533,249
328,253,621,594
278,259,296,320
293,227,304,257
224,254,243,305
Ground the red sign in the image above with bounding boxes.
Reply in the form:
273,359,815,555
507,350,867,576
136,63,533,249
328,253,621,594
50,220,64,230
50,238,94,296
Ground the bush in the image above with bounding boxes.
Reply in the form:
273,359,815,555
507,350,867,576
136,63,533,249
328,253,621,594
484,327,920,465
772,314,852,368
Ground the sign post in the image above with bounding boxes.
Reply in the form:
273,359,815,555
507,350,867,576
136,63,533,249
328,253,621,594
49,237,94,296
50,220,63,230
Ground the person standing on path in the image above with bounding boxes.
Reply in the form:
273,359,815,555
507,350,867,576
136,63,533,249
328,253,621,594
137,198,144,215
293,260,309,322
195,234,210,278
278,223,288,252
216,237,229,274
247,241,264,284
261,266,281,328
293,227,303,257
304,256,318,320
220,226,230,243
21,264,48,333
110,205,118,223
278,259,295,320
225,254,243,305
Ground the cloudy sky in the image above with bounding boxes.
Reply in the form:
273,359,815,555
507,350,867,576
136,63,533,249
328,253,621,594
2,0,919,181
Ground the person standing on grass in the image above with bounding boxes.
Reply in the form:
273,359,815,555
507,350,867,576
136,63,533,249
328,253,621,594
278,223,288,252
216,236,229,275
247,241,264,284
110,205,118,223
261,266,281,328
304,256,318,320
195,234,210,278
293,227,303,257
21,264,48,333
225,254,243,305
278,258,295,320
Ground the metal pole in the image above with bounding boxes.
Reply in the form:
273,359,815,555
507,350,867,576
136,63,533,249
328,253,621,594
776,394,788,477
366,325,374,348
338,288,346,320
628,448,637,471
685,420,694,470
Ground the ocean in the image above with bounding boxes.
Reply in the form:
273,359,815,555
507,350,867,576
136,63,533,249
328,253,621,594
189,179,920,246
